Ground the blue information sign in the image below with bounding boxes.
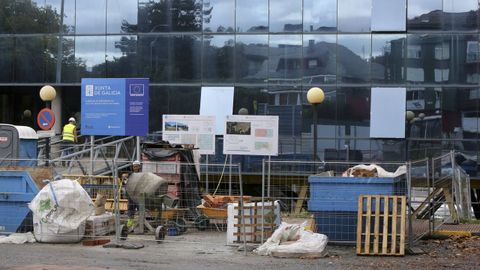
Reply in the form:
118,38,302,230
81,78,149,136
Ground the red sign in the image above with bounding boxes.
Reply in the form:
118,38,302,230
37,108,56,131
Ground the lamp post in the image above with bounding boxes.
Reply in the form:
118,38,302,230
307,87,325,162
405,110,415,161
238,108,249,115
39,85,57,165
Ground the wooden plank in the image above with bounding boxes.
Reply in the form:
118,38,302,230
234,232,273,236
364,196,372,255
391,196,398,255
236,200,242,243
234,205,276,210
234,215,275,219
253,201,258,243
234,223,276,228
293,185,308,214
382,196,389,254
373,195,380,254
443,188,459,222
356,196,364,254
399,196,406,256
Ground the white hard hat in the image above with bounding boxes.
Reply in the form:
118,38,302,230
68,117,76,122
133,160,141,165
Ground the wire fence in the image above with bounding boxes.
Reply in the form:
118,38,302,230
0,150,477,251
0,156,248,246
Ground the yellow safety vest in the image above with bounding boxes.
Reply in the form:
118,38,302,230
63,123,76,142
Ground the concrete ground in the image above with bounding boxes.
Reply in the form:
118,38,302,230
1,231,480,270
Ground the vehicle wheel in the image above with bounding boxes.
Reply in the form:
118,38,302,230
155,225,166,242
194,215,209,231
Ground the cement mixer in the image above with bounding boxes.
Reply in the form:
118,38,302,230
126,172,168,208
123,172,174,240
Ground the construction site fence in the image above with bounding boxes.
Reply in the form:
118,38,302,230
0,152,476,248
0,157,251,247
261,151,475,247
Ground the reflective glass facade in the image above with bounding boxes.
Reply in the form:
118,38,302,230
0,0,479,168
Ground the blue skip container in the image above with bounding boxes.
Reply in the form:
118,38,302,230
307,176,405,243
0,171,39,234
307,176,405,212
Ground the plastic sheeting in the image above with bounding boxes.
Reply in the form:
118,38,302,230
0,232,36,244
343,164,406,178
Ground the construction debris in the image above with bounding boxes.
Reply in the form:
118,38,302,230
201,195,251,209
342,164,406,178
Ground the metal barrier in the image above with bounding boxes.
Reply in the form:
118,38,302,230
261,154,476,248
39,136,138,176
0,157,248,247
0,152,476,251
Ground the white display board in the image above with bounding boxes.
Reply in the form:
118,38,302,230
223,115,279,156
162,114,216,154
200,86,234,135
370,87,406,138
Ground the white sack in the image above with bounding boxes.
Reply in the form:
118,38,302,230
254,222,328,256
28,179,94,234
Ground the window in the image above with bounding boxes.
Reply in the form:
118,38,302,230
407,45,421,59
236,0,268,32
202,35,234,82
434,43,450,60
338,0,371,32
407,0,443,30
372,34,406,83
235,35,268,83
337,35,371,83
107,0,137,34
203,0,234,33
270,0,302,32
304,0,336,32
307,59,318,69
372,0,406,31
76,0,106,34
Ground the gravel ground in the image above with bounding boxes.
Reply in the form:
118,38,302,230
1,232,480,270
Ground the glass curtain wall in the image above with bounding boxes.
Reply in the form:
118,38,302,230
0,0,479,167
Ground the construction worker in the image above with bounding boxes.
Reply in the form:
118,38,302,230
126,160,142,228
62,117,77,158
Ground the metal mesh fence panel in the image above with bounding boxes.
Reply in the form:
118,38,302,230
408,158,432,244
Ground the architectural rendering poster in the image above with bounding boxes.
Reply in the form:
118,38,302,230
223,115,279,156
81,78,149,136
199,86,234,135
370,87,406,138
162,114,216,155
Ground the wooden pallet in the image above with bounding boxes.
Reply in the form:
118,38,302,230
234,201,277,243
356,195,406,256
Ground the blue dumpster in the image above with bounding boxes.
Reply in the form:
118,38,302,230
308,176,405,243
0,171,39,234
